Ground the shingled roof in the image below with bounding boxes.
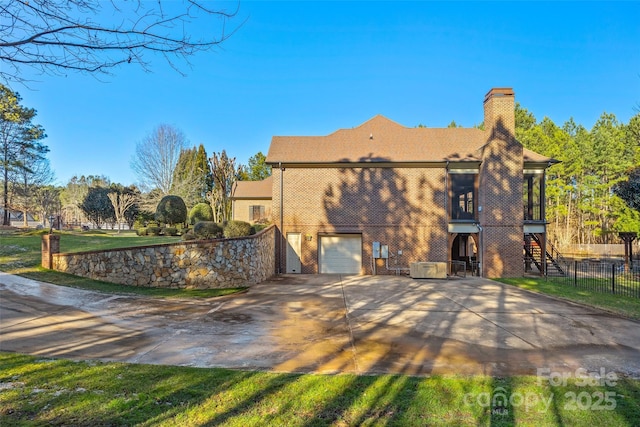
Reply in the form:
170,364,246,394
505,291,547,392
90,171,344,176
233,176,273,199
266,115,554,165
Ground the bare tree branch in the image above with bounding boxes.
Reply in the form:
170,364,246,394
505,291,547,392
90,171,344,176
208,150,242,223
131,124,186,196
108,191,136,233
0,0,241,84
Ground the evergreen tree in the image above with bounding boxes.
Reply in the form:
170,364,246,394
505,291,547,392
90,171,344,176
517,109,640,245
79,186,115,229
0,84,48,225
245,151,271,181
171,144,212,207
614,167,640,213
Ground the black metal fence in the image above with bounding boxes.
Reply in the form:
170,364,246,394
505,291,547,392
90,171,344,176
560,260,640,298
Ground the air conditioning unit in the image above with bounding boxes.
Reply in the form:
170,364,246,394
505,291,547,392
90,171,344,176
410,262,447,279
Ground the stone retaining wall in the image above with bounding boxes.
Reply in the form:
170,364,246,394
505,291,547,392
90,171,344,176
52,226,275,289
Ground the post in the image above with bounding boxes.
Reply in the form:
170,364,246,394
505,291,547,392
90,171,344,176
619,232,637,272
41,234,60,269
540,233,547,277
611,263,615,295
574,260,578,287
279,163,284,274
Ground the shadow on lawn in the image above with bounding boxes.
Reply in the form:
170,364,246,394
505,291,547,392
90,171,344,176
2,350,640,424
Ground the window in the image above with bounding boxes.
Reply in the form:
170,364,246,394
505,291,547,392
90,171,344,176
249,205,265,221
450,173,477,221
523,172,543,221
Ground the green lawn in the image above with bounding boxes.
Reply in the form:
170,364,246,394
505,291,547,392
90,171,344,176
0,228,181,272
0,229,244,298
497,277,640,320
1,352,639,426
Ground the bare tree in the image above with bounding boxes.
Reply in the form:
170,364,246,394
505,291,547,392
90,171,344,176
60,176,88,226
131,124,186,201
34,185,60,228
209,150,242,223
107,191,136,233
0,1,240,84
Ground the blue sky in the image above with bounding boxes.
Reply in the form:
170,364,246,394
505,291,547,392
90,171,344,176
16,1,640,187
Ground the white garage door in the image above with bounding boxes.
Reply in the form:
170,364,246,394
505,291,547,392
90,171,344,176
319,234,362,274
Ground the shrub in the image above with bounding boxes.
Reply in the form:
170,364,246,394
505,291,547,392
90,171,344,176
136,227,148,236
188,202,213,225
251,224,269,234
147,226,162,236
155,195,187,226
223,220,252,238
136,210,155,222
163,227,178,236
182,230,197,241
193,221,223,239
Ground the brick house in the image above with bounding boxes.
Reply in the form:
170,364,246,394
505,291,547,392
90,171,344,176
231,176,272,223
265,88,557,277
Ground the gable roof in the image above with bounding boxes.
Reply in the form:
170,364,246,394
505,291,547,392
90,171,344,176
233,176,273,199
266,115,555,165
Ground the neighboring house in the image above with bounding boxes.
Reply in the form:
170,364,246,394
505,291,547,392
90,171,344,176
0,208,38,227
231,176,273,223
265,88,558,277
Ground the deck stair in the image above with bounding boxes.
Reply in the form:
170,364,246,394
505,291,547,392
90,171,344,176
524,233,566,276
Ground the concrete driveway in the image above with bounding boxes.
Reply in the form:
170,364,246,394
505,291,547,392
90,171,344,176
2,272,640,377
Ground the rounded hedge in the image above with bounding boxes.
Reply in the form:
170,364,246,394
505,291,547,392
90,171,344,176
163,227,178,236
251,224,269,234
193,221,223,239
182,230,197,241
188,202,214,225
147,226,162,236
223,220,252,238
155,195,187,226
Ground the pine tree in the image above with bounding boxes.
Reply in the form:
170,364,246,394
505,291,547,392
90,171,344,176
0,84,48,225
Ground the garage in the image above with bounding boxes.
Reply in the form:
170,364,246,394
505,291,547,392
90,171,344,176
319,234,362,274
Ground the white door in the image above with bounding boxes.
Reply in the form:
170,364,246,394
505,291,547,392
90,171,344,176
319,234,362,274
286,232,302,273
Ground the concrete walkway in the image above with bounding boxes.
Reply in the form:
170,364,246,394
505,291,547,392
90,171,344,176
1,272,640,377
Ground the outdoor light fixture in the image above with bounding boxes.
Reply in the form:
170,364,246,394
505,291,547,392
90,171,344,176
305,234,313,242
49,215,54,233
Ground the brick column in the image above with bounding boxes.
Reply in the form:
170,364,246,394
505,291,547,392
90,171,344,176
480,88,524,278
41,234,60,269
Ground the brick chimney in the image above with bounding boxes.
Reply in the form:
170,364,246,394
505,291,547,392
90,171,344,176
478,87,523,278
483,88,515,140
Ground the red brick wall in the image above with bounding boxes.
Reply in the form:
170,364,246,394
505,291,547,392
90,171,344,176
480,89,524,277
272,166,449,274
